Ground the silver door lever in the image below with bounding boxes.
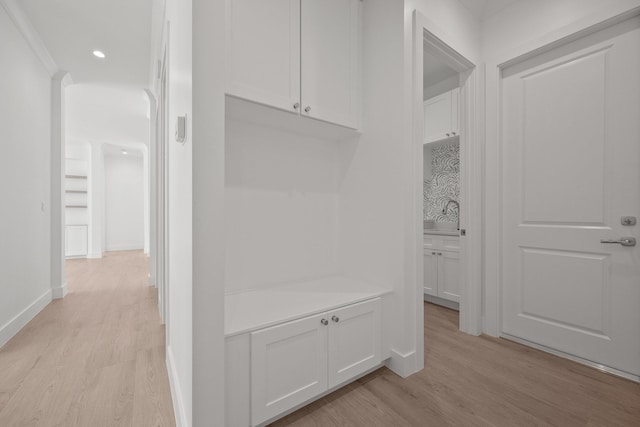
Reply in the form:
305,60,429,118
600,237,636,247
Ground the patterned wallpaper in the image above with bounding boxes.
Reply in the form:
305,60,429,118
424,143,459,222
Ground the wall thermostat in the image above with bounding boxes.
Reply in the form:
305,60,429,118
175,114,187,143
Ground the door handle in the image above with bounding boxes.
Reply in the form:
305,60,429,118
600,237,636,247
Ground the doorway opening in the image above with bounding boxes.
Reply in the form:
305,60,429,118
413,11,483,369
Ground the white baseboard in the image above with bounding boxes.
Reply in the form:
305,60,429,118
86,252,103,259
148,273,156,287
386,349,418,378
52,283,67,299
167,345,188,427
105,245,144,252
0,289,52,349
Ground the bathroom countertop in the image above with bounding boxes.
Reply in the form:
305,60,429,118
424,230,459,236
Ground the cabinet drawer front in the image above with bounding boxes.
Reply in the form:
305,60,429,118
328,298,381,388
423,236,436,249
251,312,328,426
441,236,460,251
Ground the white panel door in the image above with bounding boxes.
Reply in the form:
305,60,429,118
423,249,438,296
424,92,452,143
226,0,300,113
502,17,640,377
300,0,359,129
437,250,460,302
328,298,381,388
251,312,328,426
65,225,87,257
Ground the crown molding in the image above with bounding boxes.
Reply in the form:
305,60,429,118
0,0,67,79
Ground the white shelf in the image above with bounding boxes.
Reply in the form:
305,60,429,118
65,205,88,208
225,275,392,337
65,174,87,179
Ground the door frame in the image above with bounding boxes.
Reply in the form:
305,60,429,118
482,6,640,340
412,10,484,370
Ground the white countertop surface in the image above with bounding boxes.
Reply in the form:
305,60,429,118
225,276,392,337
424,230,459,236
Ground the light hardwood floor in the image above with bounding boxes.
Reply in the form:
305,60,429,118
0,251,175,427
272,303,640,427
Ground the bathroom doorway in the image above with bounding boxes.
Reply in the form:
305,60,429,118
413,12,483,370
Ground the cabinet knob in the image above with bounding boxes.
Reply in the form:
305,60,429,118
438,252,442,255
432,252,436,255
452,131,456,135
321,319,328,326
304,106,311,113
331,315,340,323
446,133,450,137
293,102,300,110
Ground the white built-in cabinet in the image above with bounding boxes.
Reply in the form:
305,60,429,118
423,88,459,144
226,0,360,129
423,235,460,302
251,298,381,426
65,225,88,257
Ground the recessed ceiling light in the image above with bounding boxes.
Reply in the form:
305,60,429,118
121,149,128,155
93,50,106,59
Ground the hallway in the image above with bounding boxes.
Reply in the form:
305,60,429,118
0,251,174,427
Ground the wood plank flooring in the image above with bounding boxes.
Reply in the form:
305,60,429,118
272,303,640,427
0,251,175,427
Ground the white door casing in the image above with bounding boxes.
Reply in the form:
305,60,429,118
501,17,640,377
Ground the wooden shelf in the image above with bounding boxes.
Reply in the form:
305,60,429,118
65,175,87,179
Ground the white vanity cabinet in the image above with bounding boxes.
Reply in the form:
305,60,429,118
251,298,381,426
225,0,360,129
423,235,460,302
423,88,459,143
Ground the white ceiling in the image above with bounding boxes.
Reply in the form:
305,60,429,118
66,84,150,146
19,0,154,86
457,0,520,20
423,50,458,89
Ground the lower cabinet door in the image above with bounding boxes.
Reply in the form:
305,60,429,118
437,250,460,302
251,312,328,426
327,298,381,388
423,250,438,297
65,225,88,257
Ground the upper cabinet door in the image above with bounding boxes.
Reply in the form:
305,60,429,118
300,0,359,129
424,91,452,143
226,0,301,113
450,87,460,135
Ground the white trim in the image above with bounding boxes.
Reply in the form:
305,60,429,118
0,289,51,349
385,349,417,378
0,0,66,79
483,4,640,338
411,11,484,376
502,334,640,384
104,245,145,252
166,345,187,427
86,252,103,259
52,283,68,299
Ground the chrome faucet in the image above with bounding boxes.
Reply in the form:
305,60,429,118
442,199,460,230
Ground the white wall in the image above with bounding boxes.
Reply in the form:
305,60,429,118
481,0,640,336
104,153,145,251
0,5,52,346
224,120,340,293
